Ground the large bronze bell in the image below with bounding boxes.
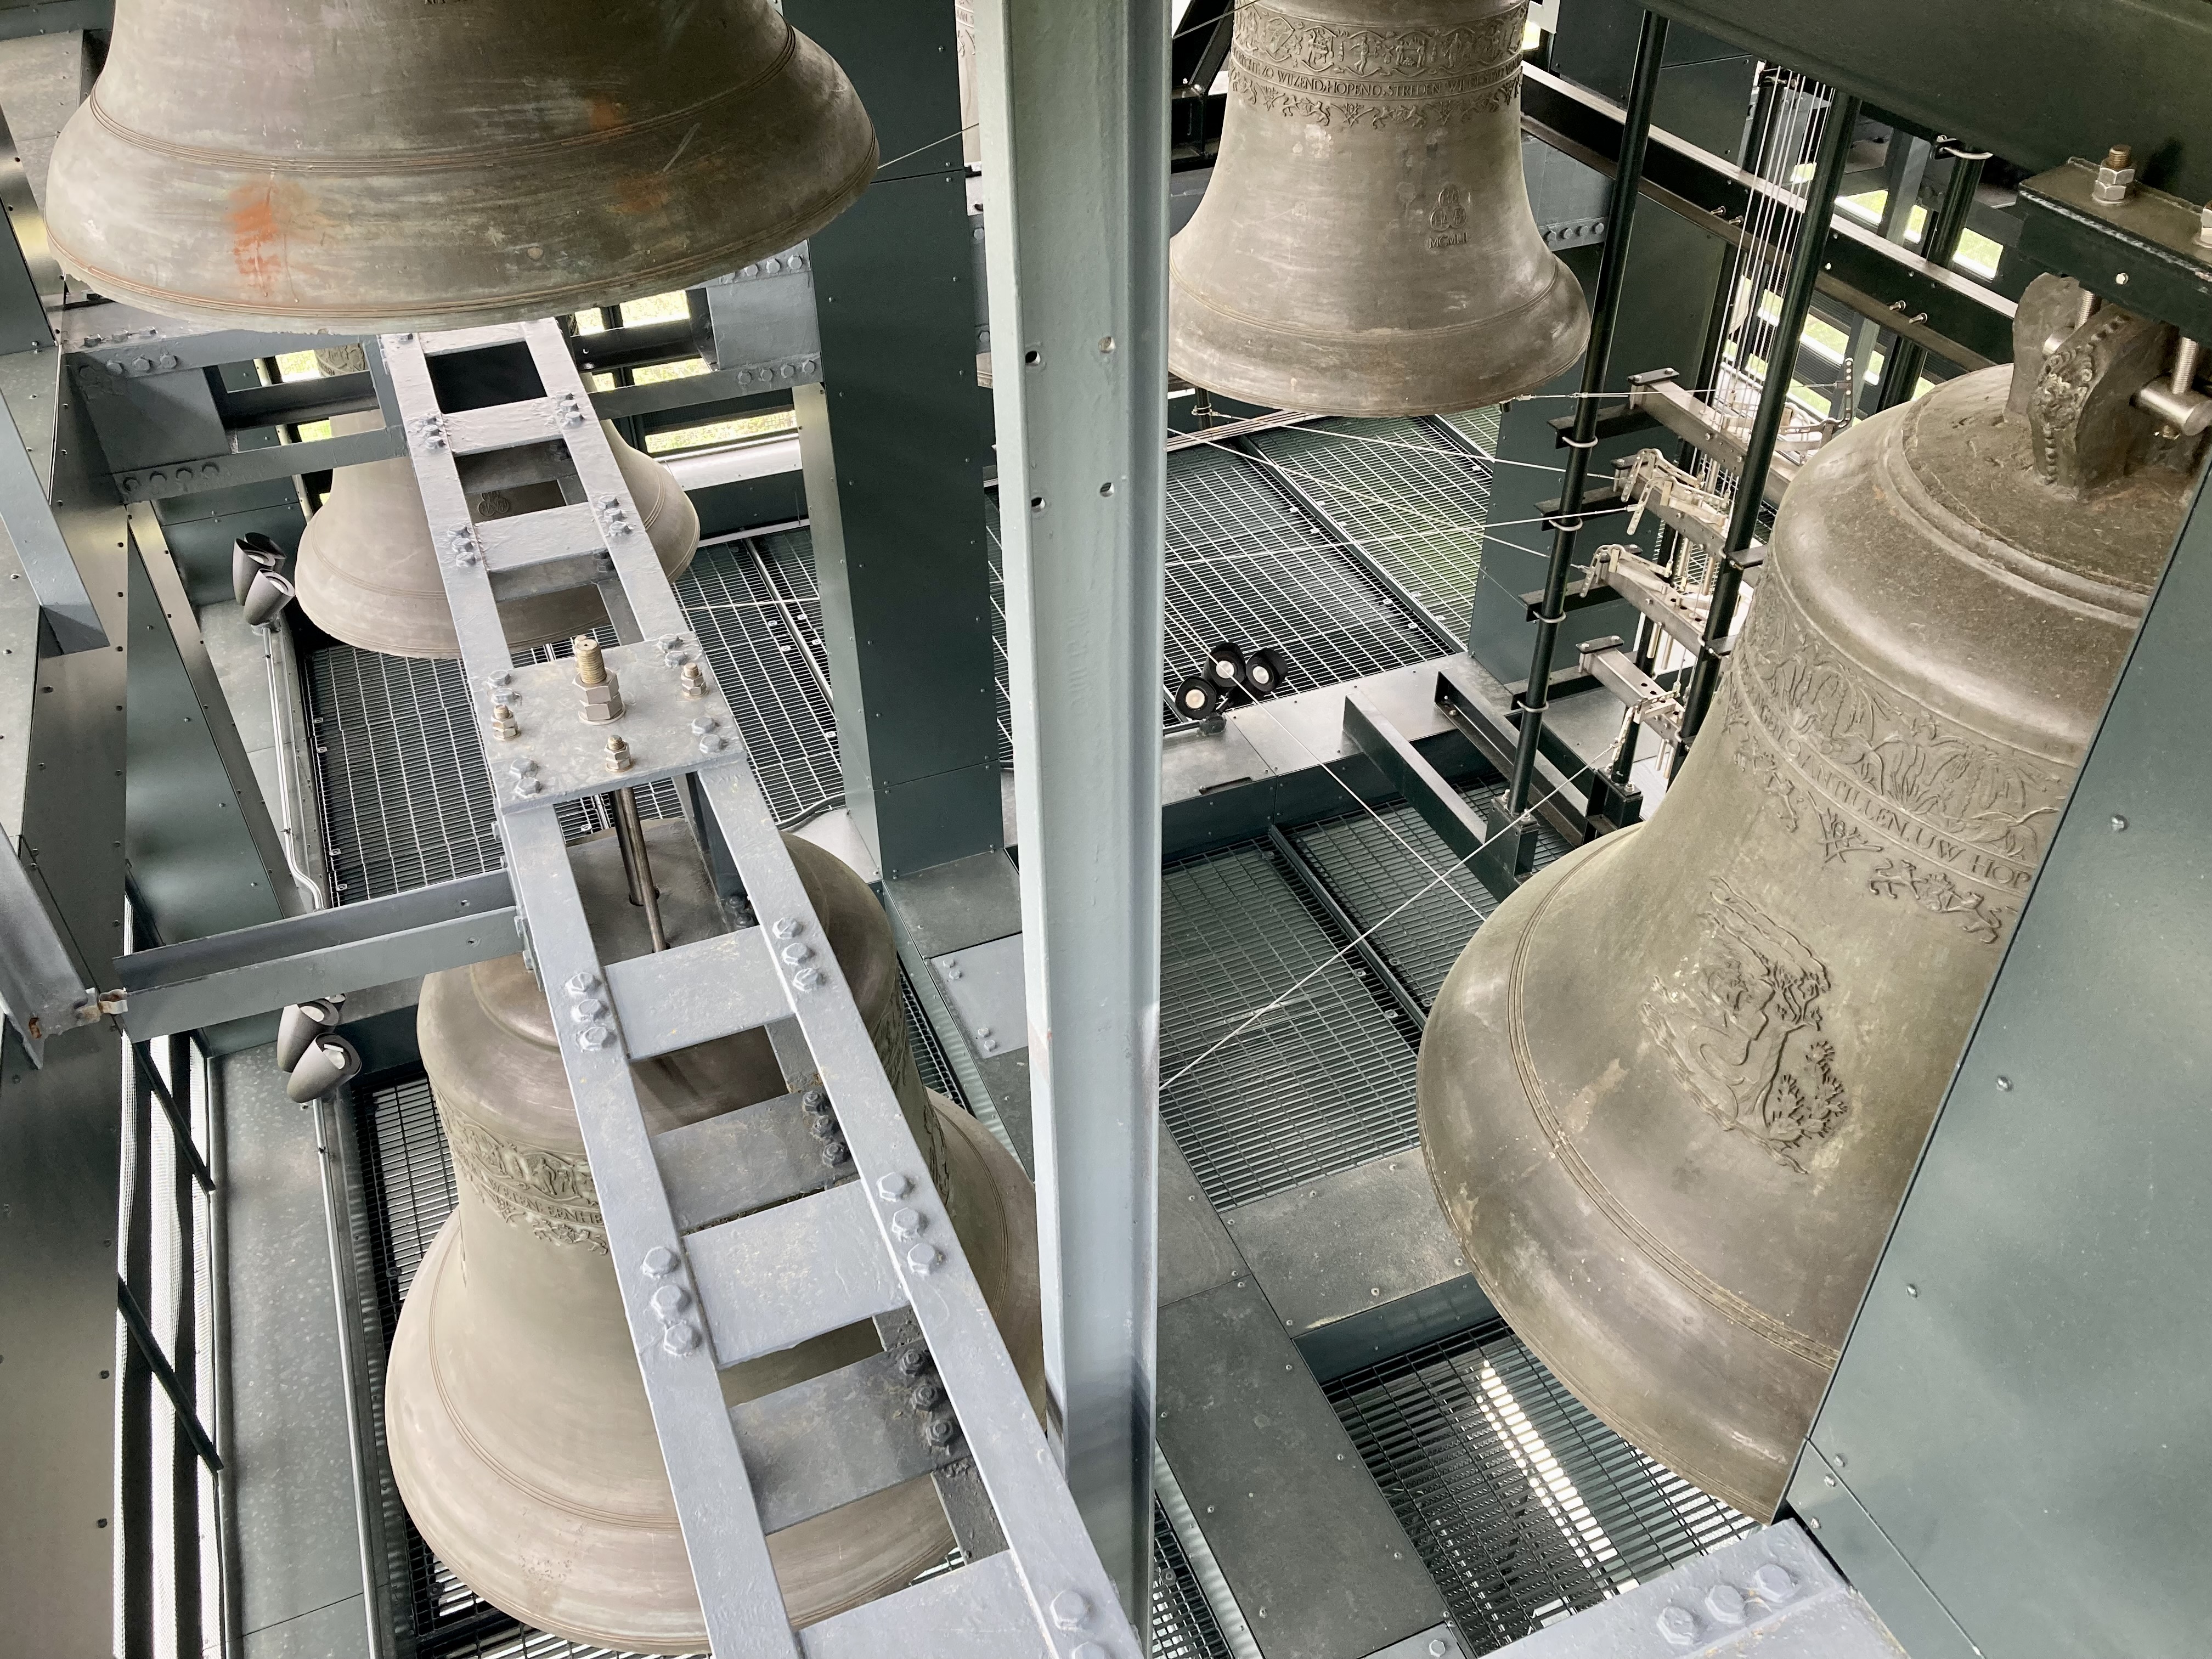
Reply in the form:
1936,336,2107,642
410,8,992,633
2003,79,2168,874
296,415,699,658
1419,277,2203,1516
45,0,876,333
386,822,1042,1647
1169,0,1588,415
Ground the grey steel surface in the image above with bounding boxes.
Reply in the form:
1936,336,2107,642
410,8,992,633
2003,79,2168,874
1223,1153,1469,1340
702,245,822,385
1344,689,1526,900
974,0,1167,1620
928,930,1029,1058
654,1088,843,1233
1639,0,2212,205
729,1347,959,1534
1157,1279,1449,1658
115,871,516,1042
1325,1319,1758,1654
216,1047,376,1653
0,827,92,1057
0,347,100,646
1792,473,2212,1657
384,319,1134,1653
2016,157,2212,344
1483,1520,1900,1659
689,1181,905,1367
787,0,1001,880
604,925,787,1060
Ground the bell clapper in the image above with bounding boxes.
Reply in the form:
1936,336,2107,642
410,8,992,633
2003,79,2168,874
610,786,669,953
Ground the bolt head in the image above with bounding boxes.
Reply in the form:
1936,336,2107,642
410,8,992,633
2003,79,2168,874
819,1139,849,1166
571,997,606,1021
906,1243,941,1275
649,1284,690,1317
792,966,822,991
910,1379,943,1409
578,1024,612,1051
698,733,727,754
1705,1583,1747,1626
924,1413,956,1447
878,1172,912,1200
512,776,543,797
565,972,600,996
772,916,802,940
2111,814,2129,831
1995,1075,2013,1091
1071,1645,1108,1659
890,1206,925,1240
1049,1590,1091,1631
641,1246,679,1277
896,1345,930,1377
1428,1641,1452,1658
486,672,513,689
690,716,721,735
803,1086,829,1111
1751,1563,1797,1602
1657,1604,1699,1645
781,941,814,965
661,1319,702,1356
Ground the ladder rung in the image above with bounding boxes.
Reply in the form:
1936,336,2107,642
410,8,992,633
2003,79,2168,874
442,398,558,456
606,928,787,1060
731,1346,959,1534
654,1089,843,1233
690,1181,905,1365
796,1549,1051,1658
479,500,607,575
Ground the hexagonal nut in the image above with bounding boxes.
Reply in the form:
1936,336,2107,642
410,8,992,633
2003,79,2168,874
1049,1590,1090,1632
580,678,622,709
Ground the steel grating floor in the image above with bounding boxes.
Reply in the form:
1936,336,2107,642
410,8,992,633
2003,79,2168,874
309,533,841,902
1325,1319,1758,1654
1244,415,1496,644
351,1056,1230,1659
1286,791,1576,1011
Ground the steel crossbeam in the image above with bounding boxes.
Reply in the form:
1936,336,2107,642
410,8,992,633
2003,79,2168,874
382,320,1134,1658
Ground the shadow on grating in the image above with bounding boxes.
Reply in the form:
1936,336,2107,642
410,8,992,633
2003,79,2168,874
352,1056,1227,1657
898,966,968,1111
308,534,840,903
1325,1319,1758,1655
1244,413,1497,644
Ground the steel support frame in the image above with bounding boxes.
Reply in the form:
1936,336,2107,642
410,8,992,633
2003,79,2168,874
1506,10,1669,821
1672,92,1863,767
972,0,1166,1626
381,319,1130,1656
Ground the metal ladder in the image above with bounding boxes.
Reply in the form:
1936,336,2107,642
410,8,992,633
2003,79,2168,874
383,320,1133,1658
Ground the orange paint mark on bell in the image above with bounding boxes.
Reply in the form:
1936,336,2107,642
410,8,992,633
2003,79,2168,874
588,95,625,133
613,172,672,216
228,181,287,299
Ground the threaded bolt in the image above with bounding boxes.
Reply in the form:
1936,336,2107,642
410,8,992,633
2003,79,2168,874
605,734,633,773
489,701,519,740
573,636,607,686
679,661,708,699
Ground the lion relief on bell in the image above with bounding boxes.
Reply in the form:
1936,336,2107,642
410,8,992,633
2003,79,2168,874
1639,881,1851,1174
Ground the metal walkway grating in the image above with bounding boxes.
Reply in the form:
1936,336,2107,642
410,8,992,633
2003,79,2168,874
1288,790,1576,1011
1159,839,1424,1210
309,535,842,902
352,1056,1229,1659
988,440,1446,754
1326,1319,1758,1655
1244,415,1495,643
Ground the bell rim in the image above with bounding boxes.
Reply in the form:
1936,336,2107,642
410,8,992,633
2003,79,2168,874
1166,251,1589,417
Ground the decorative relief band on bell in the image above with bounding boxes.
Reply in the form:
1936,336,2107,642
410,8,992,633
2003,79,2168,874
1229,2,1527,127
1724,592,2064,946
1505,842,1842,1370
1641,879,1850,1174
448,1119,608,1253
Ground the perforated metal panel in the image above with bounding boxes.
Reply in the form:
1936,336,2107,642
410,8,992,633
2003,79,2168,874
1327,1321,1758,1655
1245,416,1495,641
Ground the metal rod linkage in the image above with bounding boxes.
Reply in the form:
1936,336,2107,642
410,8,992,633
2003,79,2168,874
609,787,668,952
1876,142,1989,413
1506,8,1670,820
1672,91,1865,770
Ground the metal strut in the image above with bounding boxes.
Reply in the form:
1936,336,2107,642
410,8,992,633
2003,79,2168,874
385,319,1133,1659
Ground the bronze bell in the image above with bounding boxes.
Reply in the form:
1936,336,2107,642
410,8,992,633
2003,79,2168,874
45,0,876,333
1169,0,1588,415
1418,275,2204,1516
295,414,700,658
386,823,1042,1646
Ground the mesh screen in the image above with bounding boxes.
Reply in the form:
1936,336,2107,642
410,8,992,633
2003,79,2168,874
1327,1321,1758,1654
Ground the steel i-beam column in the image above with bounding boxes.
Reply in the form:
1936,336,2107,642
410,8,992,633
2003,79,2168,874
1506,8,1671,819
1672,89,1864,768
972,0,1166,1626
